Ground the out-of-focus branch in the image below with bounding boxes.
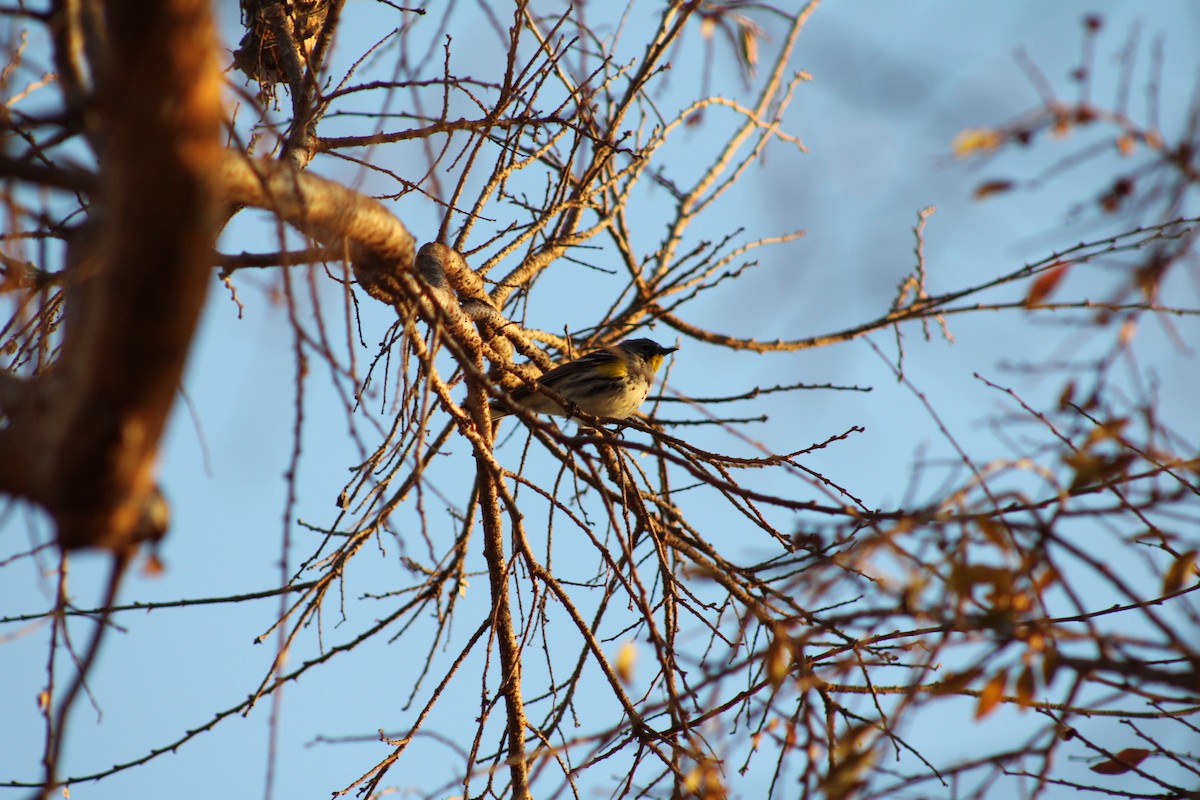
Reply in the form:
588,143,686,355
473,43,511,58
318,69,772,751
0,155,96,193
20,0,225,552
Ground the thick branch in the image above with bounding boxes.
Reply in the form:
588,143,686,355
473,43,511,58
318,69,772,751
478,467,531,799
43,0,224,550
213,154,416,304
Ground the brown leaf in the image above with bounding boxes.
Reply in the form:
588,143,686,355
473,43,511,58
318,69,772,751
141,553,166,577
823,728,876,800
616,641,637,685
933,668,982,695
1057,380,1076,410
975,669,1008,719
766,625,793,688
950,563,1011,596
974,179,1014,199
1090,747,1151,775
683,759,726,799
1083,417,1129,447
1162,550,1198,595
737,18,760,76
1100,177,1135,213
1066,452,1135,490
1033,566,1059,593
1025,262,1070,307
821,748,873,800
1015,665,1036,709
952,128,1003,157
975,517,1010,550
1041,645,1060,686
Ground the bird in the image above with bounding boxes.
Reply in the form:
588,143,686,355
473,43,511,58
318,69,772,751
492,338,677,420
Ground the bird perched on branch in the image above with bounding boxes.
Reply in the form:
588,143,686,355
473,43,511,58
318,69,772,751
493,338,677,420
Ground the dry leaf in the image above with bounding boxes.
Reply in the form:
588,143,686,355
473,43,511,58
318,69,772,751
1041,646,1060,686
1015,665,1036,709
683,765,703,794
1057,380,1076,410
1033,565,1059,593
766,625,793,688
950,564,1012,597
933,668,981,695
974,179,1014,199
822,746,875,800
976,517,1010,550
952,128,1003,157
142,553,166,577
1065,452,1135,490
683,760,725,799
1083,418,1128,447
975,669,1008,719
1162,550,1198,594
1090,747,1151,775
1119,317,1138,346
1025,262,1070,307
616,641,637,685
737,18,760,76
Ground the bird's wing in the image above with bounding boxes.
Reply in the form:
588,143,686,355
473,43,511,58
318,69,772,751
541,349,625,387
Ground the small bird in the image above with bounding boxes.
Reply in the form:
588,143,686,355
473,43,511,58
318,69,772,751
493,338,677,420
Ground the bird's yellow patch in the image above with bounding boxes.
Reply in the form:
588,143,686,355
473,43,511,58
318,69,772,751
594,359,629,378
